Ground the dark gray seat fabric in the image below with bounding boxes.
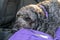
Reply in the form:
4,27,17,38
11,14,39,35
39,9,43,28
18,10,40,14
17,0,37,11
0,0,8,26
0,0,19,28
0,29,12,40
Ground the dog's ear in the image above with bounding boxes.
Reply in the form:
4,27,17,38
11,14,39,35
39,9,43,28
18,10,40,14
27,4,45,16
28,4,48,19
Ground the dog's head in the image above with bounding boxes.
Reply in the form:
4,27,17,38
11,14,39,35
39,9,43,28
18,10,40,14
14,4,45,29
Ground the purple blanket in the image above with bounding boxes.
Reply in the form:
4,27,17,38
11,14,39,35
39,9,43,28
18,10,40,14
54,27,60,40
9,28,53,40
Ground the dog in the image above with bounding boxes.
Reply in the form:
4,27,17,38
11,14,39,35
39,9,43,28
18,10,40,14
13,0,60,38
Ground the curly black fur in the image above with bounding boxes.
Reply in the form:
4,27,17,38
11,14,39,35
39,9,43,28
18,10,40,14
13,0,60,38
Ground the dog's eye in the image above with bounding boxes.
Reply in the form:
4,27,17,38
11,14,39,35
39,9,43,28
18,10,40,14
17,13,23,18
24,17,31,21
16,13,21,17
17,14,20,17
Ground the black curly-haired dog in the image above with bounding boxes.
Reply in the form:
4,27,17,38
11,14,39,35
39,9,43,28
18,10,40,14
13,0,60,38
